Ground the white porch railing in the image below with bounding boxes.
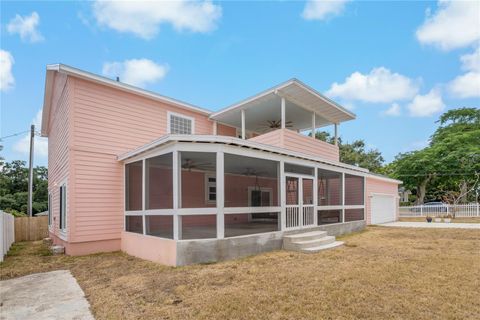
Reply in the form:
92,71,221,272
1,211,15,262
286,206,300,229
399,203,480,217
302,206,315,227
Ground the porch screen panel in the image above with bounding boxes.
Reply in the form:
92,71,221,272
125,216,143,234
317,168,342,206
146,215,173,239
180,215,216,239
180,152,216,208
146,153,173,210
225,212,279,237
345,209,364,222
224,154,279,207
125,161,142,211
318,210,342,225
285,163,314,176
345,174,364,205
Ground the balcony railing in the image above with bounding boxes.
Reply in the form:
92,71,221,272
249,129,340,162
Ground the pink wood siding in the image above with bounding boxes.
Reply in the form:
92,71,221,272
217,123,236,137
69,78,216,244
249,129,340,162
365,177,400,225
47,73,73,243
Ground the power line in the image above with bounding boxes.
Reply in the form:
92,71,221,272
0,130,30,140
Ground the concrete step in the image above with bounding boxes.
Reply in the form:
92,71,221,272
284,236,336,250
283,231,328,244
300,241,344,253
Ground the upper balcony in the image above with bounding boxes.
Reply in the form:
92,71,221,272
249,128,340,162
210,79,355,162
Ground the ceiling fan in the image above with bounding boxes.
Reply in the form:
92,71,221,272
256,119,294,132
182,159,215,172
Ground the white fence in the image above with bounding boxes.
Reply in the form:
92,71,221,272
0,211,15,262
400,203,480,217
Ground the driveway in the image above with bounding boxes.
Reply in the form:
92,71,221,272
379,221,480,229
0,270,94,320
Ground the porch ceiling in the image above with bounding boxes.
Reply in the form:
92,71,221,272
210,79,355,132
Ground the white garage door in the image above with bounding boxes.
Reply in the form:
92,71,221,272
371,194,396,224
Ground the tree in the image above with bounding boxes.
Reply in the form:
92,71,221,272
0,160,48,215
314,132,385,172
389,107,480,204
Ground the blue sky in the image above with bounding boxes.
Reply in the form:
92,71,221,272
1,0,479,167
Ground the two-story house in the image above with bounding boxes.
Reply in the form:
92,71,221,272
42,64,400,266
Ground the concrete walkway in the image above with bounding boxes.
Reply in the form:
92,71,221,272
0,270,94,320
379,221,480,229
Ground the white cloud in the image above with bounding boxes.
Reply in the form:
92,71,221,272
447,48,480,98
13,110,48,158
302,0,350,21
384,103,401,116
0,50,15,92
7,12,44,43
460,47,480,72
102,58,168,88
92,0,222,39
416,0,480,51
407,89,445,117
326,67,419,103
448,71,480,98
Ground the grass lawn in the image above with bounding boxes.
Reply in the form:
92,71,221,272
1,227,479,319
400,217,480,223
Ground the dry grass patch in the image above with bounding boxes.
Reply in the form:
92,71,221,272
1,227,479,320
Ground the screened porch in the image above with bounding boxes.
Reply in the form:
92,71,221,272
123,141,366,241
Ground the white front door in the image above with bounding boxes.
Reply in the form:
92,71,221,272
371,194,396,224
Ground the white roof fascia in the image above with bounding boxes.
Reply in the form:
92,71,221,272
117,134,369,173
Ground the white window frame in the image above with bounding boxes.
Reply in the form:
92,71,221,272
59,182,67,234
167,111,195,135
247,187,273,207
205,173,216,204
48,193,52,227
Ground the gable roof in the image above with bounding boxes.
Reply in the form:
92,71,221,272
41,64,211,136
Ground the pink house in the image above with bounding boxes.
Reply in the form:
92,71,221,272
41,64,401,266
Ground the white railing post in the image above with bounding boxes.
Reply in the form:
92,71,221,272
216,151,225,239
142,159,146,235
173,151,181,240
280,161,286,231
420,205,423,217
341,172,345,222
313,168,318,226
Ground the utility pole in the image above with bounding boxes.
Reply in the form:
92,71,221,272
28,124,34,217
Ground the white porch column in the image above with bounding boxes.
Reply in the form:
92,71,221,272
173,151,182,240
241,109,246,139
313,167,318,226
342,172,345,223
213,120,217,135
281,97,286,129
280,160,286,230
142,159,146,235
312,112,316,139
216,151,225,239
334,124,339,146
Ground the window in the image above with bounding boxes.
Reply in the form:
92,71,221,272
249,188,272,207
59,184,67,230
206,174,216,204
48,193,52,226
168,112,194,134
